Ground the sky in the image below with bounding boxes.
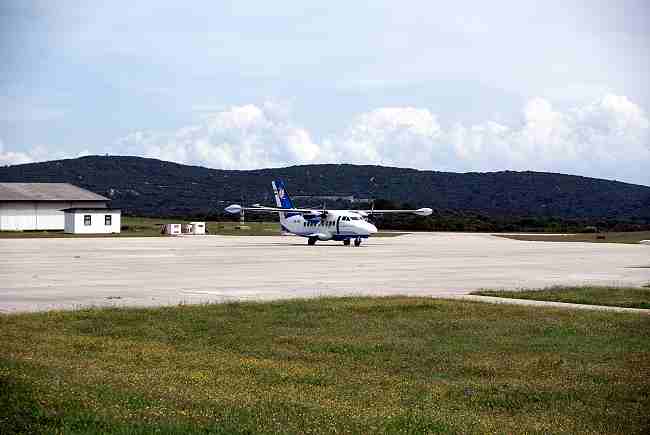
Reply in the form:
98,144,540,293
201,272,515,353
1,0,649,185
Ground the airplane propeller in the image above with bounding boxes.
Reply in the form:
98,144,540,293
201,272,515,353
320,201,328,219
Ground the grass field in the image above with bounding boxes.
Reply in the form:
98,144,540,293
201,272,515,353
0,217,406,239
497,231,650,244
1,298,649,434
121,217,285,237
472,286,650,309
0,217,280,238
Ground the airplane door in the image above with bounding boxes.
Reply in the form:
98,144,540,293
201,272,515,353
336,216,341,234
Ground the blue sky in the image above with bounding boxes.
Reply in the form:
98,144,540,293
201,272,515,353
1,0,649,185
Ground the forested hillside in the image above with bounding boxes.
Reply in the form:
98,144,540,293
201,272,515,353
2,156,649,231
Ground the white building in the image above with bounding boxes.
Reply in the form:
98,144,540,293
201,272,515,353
190,222,206,235
181,222,206,235
0,183,110,231
63,208,121,234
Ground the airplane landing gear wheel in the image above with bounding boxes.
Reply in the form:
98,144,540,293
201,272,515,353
343,239,351,246
354,238,362,247
308,237,317,246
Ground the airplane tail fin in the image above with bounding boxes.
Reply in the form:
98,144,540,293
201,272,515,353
272,179,294,209
271,179,297,226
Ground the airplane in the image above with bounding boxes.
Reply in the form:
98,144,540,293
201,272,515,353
225,180,432,246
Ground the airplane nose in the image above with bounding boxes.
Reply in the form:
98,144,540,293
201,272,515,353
368,223,378,234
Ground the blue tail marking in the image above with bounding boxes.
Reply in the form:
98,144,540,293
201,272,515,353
274,179,299,218
275,179,294,209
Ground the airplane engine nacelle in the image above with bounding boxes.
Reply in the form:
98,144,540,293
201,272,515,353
225,204,242,214
317,233,332,241
414,208,433,216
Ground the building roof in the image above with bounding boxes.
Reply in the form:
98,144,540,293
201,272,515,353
0,183,109,201
62,208,121,213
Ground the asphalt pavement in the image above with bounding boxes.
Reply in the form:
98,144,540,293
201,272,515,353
1,233,648,312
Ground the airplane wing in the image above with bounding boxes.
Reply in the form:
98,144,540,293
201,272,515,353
357,208,433,216
225,204,321,214
226,204,433,216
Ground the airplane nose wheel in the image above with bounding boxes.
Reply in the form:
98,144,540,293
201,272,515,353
308,237,317,246
354,238,362,247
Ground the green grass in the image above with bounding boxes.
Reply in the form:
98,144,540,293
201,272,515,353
0,217,281,238
498,231,650,244
1,298,649,434
0,217,405,238
472,286,650,309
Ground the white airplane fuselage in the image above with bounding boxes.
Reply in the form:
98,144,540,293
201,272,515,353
280,210,378,241
225,179,431,246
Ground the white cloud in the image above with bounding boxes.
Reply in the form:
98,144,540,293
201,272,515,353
0,140,82,166
451,94,649,180
329,94,649,182
324,107,444,168
0,139,34,166
3,94,649,185
115,102,321,169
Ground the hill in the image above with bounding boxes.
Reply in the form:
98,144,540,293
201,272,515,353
1,156,649,231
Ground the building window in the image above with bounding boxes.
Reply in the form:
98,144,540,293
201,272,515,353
84,215,92,226
105,215,112,226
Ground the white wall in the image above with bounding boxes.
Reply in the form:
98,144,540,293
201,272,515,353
0,202,36,231
190,222,205,235
0,201,107,231
64,211,121,234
